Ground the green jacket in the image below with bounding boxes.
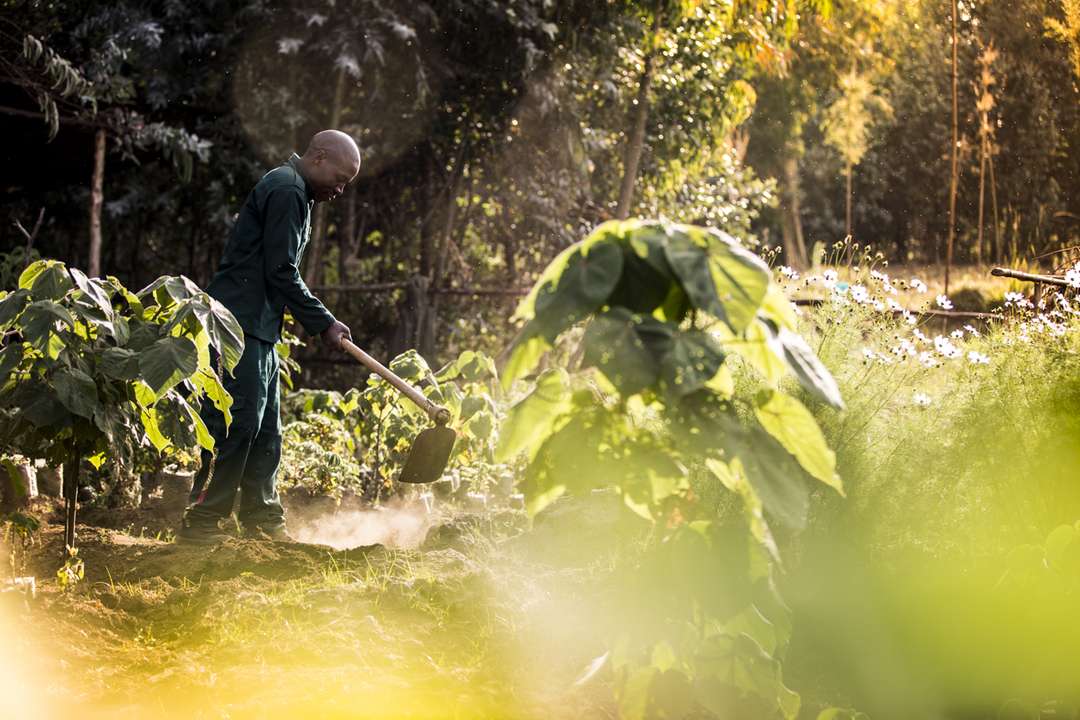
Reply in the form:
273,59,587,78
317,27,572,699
206,154,335,343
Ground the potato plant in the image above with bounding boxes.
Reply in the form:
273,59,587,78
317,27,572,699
0,260,243,550
498,219,845,719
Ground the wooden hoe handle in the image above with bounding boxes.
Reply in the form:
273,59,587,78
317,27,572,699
341,338,451,425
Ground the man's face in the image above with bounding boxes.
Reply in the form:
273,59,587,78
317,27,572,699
310,151,360,202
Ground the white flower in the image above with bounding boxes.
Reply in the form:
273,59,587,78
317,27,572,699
822,269,838,288
936,294,954,310
913,392,932,407
873,300,886,312
805,275,820,285
918,351,939,368
779,265,799,280
967,351,990,365
902,311,917,325
911,278,928,293
887,298,903,312
851,284,869,304
933,335,961,358
913,328,931,344
892,339,917,357
963,324,980,336
1066,268,1080,289
883,282,899,296
1004,291,1031,309
862,347,876,360
950,329,965,340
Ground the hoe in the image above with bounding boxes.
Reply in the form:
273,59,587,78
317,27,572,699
342,339,456,484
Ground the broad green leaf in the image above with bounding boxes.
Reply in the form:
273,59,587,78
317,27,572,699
694,633,797,719
138,275,201,305
176,395,214,451
519,406,611,516
754,390,843,495
0,289,30,328
18,300,74,353
527,237,624,342
465,409,494,442
196,296,244,373
582,308,664,396
139,336,199,396
496,368,571,462
659,330,725,398
717,319,786,386
105,275,144,317
722,422,810,530
191,367,233,428
607,231,676,314
664,233,722,318
389,349,431,382
69,268,114,322
707,458,779,561
759,284,799,330
98,347,141,381
54,368,99,420
23,392,69,427
706,364,735,397
0,344,25,386
19,259,72,300
702,228,771,333
501,334,549,389
436,350,498,383
770,322,845,409
139,405,169,451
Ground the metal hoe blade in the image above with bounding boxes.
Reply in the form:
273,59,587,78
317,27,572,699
398,424,456,484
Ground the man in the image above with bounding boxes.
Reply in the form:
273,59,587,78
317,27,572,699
177,129,360,544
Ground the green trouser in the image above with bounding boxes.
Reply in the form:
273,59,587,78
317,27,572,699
186,334,285,528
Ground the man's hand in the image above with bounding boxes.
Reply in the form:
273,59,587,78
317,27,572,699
321,320,352,351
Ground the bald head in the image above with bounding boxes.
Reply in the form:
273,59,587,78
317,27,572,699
298,129,361,203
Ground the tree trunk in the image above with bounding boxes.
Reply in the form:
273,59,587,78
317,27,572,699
63,453,78,551
303,66,348,289
845,161,853,238
779,154,809,269
989,151,1001,263
945,0,960,294
88,128,106,277
616,15,661,220
976,134,987,265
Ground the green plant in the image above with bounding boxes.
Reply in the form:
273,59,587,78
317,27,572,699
2,510,40,578
498,219,845,719
0,259,243,551
279,413,363,499
282,348,502,501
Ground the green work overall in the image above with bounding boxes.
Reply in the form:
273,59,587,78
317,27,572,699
186,154,335,529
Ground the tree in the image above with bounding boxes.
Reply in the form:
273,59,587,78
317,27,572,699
0,262,243,552
820,68,891,238
946,0,959,293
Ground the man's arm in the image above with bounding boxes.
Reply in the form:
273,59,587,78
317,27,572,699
262,188,338,338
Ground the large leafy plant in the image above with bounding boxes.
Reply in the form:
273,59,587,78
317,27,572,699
498,219,844,719
0,260,243,550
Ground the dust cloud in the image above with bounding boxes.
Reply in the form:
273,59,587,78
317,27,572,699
291,500,434,550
